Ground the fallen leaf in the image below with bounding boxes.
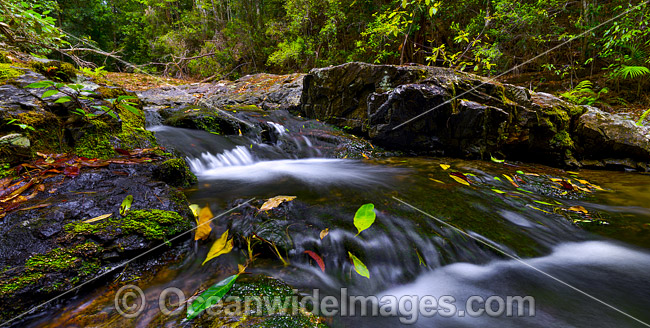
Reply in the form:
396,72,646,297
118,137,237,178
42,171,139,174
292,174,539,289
349,252,369,279
202,230,234,265
440,164,450,170
492,189,507,194
361,153,369,159
63,165,80,177
195,205,213,241
503,174,519,187
490,156,505,163
18,203,51,211
119,195,133,216
83,213,112,223
260,196,297,211
304,250,325,272
568,206,588,214
429,178,445,184
449,174,470,186
186,274,239,320
320,228,329,240
189,204,200,220
353,203,376,236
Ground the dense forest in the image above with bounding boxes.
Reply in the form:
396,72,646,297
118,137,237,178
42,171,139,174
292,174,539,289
3,0,650,96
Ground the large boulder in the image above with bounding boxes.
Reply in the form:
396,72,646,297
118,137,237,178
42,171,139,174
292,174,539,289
301,62,650,169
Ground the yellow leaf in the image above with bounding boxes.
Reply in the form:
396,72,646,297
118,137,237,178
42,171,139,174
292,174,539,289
503,174,519,187
83,213,112,223
238,264,247,274
566,171,580,175
260,196,297,211
440,164,450,170
362,153,369,159
576,179,590,185
195,205,213,241
429,178,445,184
449,174,470,186
320,228,329,240
202,230,234,265
189,204,200,222
568,206,588,214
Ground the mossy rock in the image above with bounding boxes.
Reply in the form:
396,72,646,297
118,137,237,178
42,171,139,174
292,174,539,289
0,52,10,64
0,63,23,84
164,108,244,135
29,60,77,82
153,158,198,188
65,209,192,242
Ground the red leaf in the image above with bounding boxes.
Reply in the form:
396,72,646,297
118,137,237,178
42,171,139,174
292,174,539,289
63,165,80,177
559,180,576,191
449,172,470,183
304,250,325,272
115,148,131,156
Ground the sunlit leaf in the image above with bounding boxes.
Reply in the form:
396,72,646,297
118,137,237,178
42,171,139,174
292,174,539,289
187,274,238,320
492,189,506,194
25,81,54,88
42,89,59,98
490,156,505,163
195,205,213,241
440,164,450,170
260,195,296,211
189,204,200,221
533,200,554,206
54,96,72,103
353,203,376,236
83,213,112,223
202,230,233,265
449,174,470,186
568,206,588,214
429,178,445,184
119,195,133,216
503,174,519,187
348,252,369,279
320,228,329,240
304,250,325,272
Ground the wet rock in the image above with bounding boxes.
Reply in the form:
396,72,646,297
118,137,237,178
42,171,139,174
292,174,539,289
162,107,248,135
0,133,30,148
0,161,194,322
301,62,649,168
574,107,650,168
153,158,198,188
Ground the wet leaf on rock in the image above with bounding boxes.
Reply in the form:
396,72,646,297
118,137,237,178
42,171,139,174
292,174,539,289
202,230,233,265
260,196,297,211
119,195,133,216
353,203,376,236
304,250,325,272
186,274,239,320
195,205,213,241
349,252,369,279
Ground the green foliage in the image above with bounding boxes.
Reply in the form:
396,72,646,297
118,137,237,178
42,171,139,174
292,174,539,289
0,0,68,54
637,108,650,126
353,203,376,236
560,80,608,106
187,274,239,320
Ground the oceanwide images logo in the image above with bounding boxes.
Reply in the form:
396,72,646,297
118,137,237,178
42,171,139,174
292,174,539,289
115,285,536,324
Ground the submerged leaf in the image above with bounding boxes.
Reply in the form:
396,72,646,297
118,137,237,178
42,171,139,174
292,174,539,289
348,252,369,279
187,274,239,320
304,250,326,272
202,230,233,265
568,206,588,214
503,174,519,187
320,228,329,240
260,196,297,211
119,195,133,216
449,174,470,186
195,205,213,241
84,213,112,223
440,164,450,170
353,203,376,236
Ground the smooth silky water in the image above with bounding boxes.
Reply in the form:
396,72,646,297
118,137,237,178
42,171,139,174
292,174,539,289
30,123,650,328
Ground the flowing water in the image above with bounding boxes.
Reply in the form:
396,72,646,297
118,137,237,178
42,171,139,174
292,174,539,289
28,113,650,327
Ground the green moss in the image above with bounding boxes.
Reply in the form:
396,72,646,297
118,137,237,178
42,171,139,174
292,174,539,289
0,63,23,83
121,209,190,240
65,209,191,241
0,162,13,179
0,52,10,64
25,242,101,272
75,120,116,159
153,158,197,188
551,130,574,149
0,272,44,294
224,104,263,112
29,60,77,82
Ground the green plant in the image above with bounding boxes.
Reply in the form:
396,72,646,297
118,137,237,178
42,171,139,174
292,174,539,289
80,66,108,78
4,118,35,131
637,108,650,126
560,80,608,106
24,80,139,122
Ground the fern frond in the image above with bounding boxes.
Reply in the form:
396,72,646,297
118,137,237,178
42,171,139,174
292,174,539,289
616,65,650,80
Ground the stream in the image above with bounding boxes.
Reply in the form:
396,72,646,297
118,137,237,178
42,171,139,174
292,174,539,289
28,111,650,327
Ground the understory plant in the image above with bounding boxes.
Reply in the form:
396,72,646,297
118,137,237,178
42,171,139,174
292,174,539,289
560,80,608,106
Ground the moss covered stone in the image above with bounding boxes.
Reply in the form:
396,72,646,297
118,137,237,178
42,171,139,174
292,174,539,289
74,120,117,159
65,209,192,241
0,63,23,83
29,60,77,82
153,158,198,188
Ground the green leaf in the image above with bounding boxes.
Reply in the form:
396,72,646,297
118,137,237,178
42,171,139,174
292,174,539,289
353,203,376,236
54,96,72,103
187,274,239,320
490,155,505,163
121,104,140,115
42,89,59,98
25,81,54,89
120,195,133,216
117,95,138,102
68,84,83,91
348,252,369,279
